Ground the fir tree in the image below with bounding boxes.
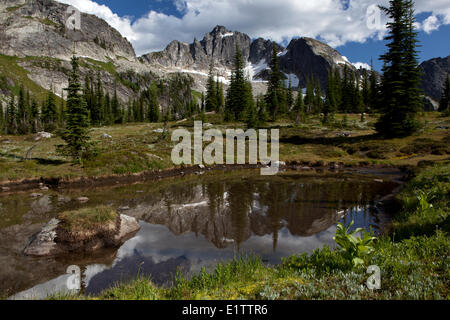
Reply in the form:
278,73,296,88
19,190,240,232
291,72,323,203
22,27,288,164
111,89,121,124
439,74,450,113
225,45,247,121
217,78,225,111
304,76,315,114
205,63,218,112
6,94,17,134
265,44,283,119
314,80,323,113
148,83,160,122
59,56,91,163
287,77,294,111
17,85,30,134
41,89,58,132
361,69,370,112
30,98,39,133
0,102,4,134
294,90,306,125
369,67,379,112
256,95,269,124
376,0,423,137
323,70,337,124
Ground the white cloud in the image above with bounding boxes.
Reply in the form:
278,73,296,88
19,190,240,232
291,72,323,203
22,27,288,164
422,15,441,34
56,0,450,56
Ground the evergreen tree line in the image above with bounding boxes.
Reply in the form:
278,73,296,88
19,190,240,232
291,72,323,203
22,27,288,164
216,43,382,128
0,86,63,135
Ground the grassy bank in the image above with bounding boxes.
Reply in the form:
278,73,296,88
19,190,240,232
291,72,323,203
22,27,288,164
1,113,449,183
52,162,449,300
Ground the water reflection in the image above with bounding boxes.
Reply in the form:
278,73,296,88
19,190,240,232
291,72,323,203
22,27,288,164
2,171,400,298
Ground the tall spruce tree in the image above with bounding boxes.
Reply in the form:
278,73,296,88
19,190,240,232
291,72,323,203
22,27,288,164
376,0,423,137
225,45,247,121
439,74,450,113
324,70,337,123
6,93,17,134
294,90,306,125
205,63,218,112
41,89,58,132
304,76,315,114
59,56,91,163
148,83,160,122
266,44,283,119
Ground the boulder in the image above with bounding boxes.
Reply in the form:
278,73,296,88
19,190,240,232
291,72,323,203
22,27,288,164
101,133,112,139
23,215,140,257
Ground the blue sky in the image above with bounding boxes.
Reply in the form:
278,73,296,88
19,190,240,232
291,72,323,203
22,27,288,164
59,0,450,71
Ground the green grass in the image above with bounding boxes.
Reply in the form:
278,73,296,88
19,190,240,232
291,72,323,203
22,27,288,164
6,5,23,12
0,54,58,102
57,206,118,233
391,163,450,240
1,113,449,182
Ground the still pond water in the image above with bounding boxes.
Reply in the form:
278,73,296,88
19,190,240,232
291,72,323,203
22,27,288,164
0,169,401,299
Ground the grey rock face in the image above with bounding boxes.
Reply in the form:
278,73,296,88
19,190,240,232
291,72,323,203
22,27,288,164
249,38,284,65
142,25,251,70
0,0,136,63
420,55,450,101
278,37,355,89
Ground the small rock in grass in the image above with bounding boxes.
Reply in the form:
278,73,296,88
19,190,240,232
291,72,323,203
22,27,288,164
30,193,43,198
76,197,89,203
101,133,112,139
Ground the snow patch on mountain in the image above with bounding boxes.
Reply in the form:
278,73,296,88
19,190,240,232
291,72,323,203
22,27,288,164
284,73,300,87
278,50,288,57
245,59,269,81
352,62,372,70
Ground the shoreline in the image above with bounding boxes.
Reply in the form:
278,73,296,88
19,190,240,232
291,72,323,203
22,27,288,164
0,161,408,193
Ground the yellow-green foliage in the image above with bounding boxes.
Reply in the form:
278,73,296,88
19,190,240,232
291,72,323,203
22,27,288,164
57,206,118,233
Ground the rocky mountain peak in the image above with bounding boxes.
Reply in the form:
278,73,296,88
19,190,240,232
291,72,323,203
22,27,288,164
420,55,450,101
0,0,136,63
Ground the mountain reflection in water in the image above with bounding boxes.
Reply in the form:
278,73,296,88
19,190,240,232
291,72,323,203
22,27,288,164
2,171,400,298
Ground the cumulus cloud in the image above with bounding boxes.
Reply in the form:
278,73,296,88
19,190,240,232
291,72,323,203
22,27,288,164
56,0,450,56
422,15,441,34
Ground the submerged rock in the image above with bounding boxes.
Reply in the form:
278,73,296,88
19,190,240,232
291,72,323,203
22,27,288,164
23,215,140,257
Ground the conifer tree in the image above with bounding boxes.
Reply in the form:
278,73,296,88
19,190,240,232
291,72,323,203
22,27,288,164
369,68,379,112
225,45,247,121
376,0,422,137
287,77,294,111
111,89,121,124
257,95,269,124
324,70,337,123
148,83,160,122
304,76,315,114
30,98,39,133
41,89,58,132
59,56,91,163
265,44,283,119
439,74,450,113
6,94,17,134
0,103,4,134
362,69,370,112
314,80,323,113
217,79,225,111
205,63,218,112
294,90,306,125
